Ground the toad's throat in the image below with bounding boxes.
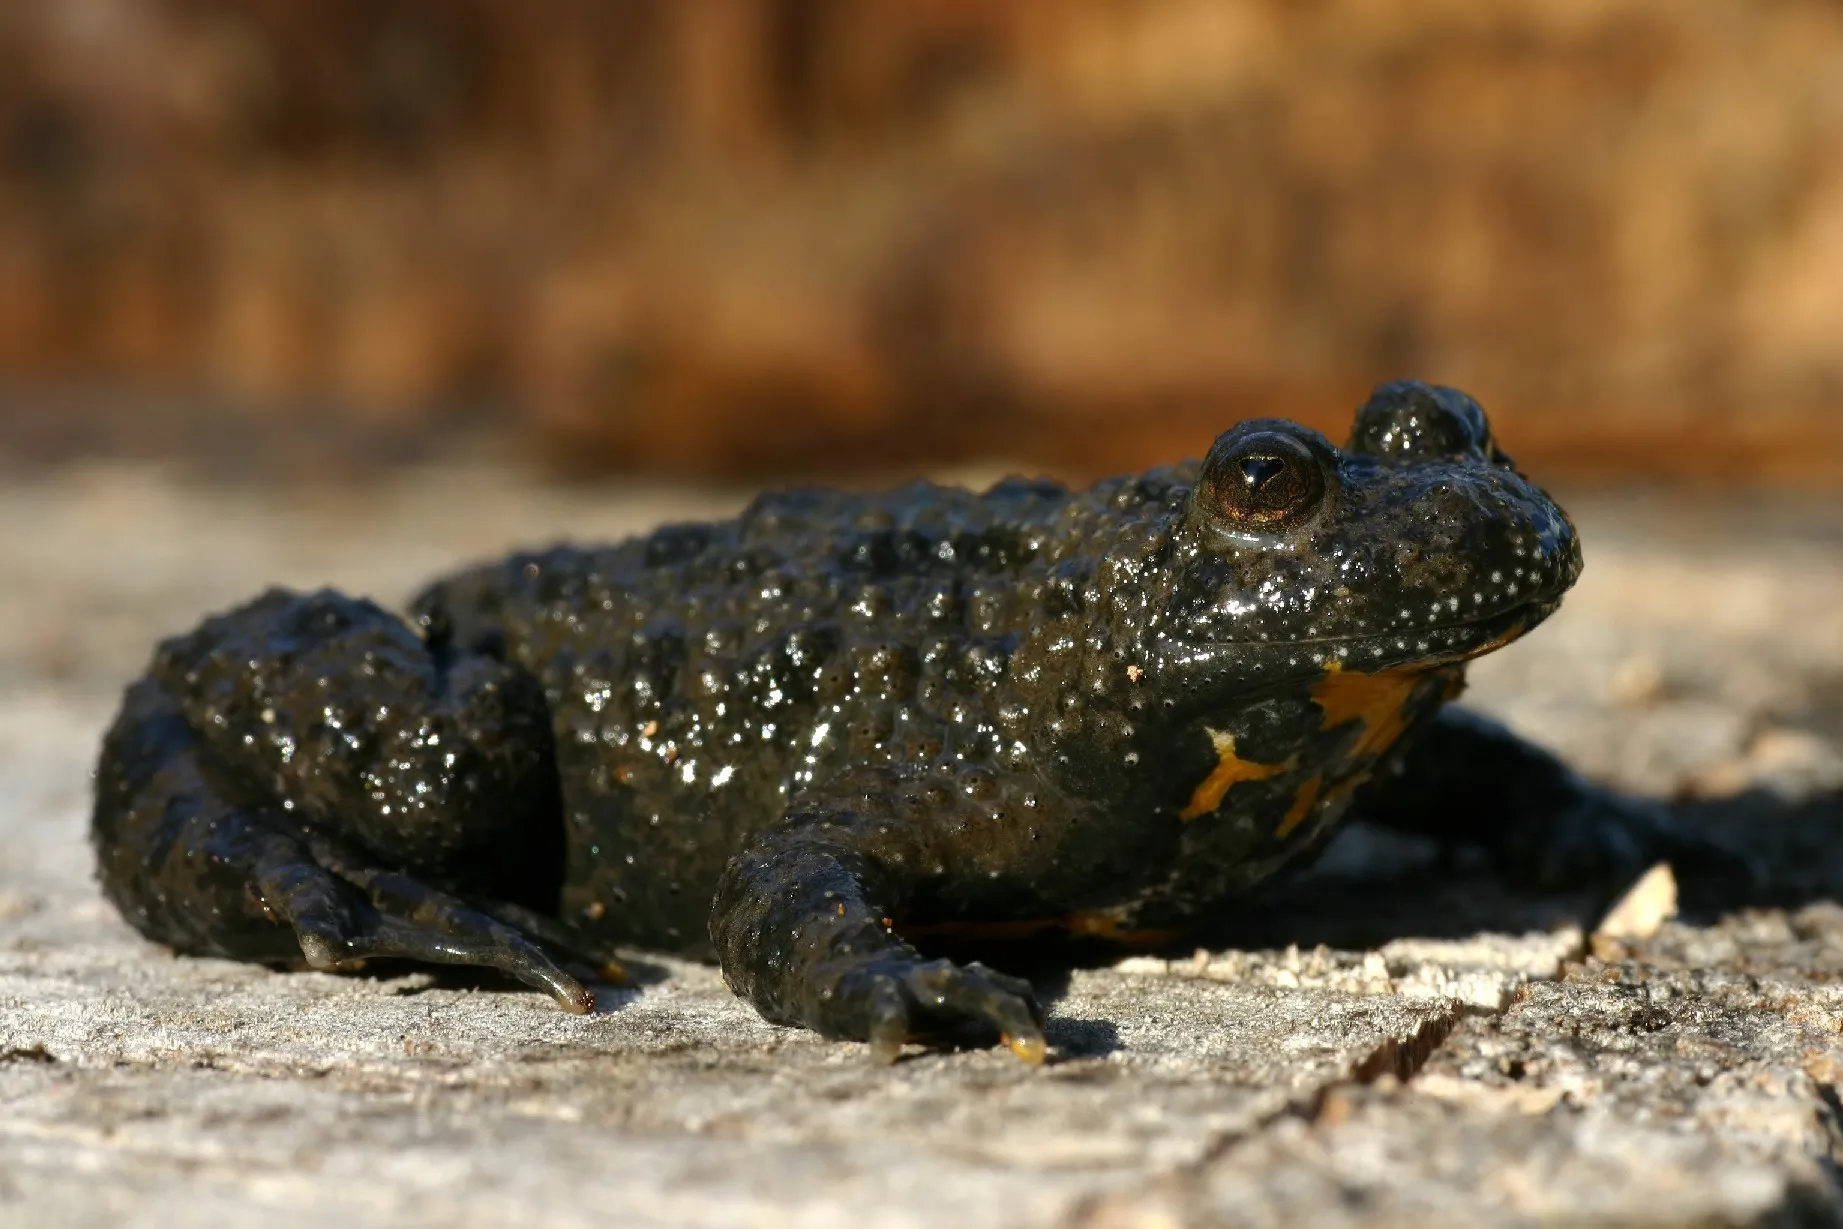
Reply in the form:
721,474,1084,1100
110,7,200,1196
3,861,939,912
1153,604,1552,705
1179,662,1464,824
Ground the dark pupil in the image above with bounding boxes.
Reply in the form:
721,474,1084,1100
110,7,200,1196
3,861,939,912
1238,455,1287,493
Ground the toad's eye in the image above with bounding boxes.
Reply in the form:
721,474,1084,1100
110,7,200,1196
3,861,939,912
1195,426,1328,531
1347,381,1506,466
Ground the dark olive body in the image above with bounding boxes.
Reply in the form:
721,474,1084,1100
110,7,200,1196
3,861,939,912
91,382,1721,1063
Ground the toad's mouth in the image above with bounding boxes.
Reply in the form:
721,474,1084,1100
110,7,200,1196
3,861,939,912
1153,596,1563,692
1224,594,1560,653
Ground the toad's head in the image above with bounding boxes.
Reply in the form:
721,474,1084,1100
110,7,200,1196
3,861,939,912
1155,381,1580,700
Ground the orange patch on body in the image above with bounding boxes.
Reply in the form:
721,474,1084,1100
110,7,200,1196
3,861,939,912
1275,774,1323,839
1179,728,1291,820
1178,661,1466,832
1063,911,1183,945
1309,662,1436,761
1470,619,1530,658
1304,661,1464,820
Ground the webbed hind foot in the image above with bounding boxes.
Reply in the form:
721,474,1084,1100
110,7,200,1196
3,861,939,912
270,831,608,1011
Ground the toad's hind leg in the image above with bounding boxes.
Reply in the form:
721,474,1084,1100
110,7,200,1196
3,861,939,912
91,589,615,1011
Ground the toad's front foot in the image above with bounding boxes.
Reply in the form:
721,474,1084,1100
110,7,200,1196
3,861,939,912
816,955,1046,1064
1498,789,1764,905
1357,708,1763,903
711,789,1047,1064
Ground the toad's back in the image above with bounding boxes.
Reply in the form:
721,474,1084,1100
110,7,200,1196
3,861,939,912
411,474,1181,953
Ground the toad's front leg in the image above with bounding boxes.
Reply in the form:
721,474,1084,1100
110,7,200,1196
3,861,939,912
711,774,1047,1064
1353,707,1759,897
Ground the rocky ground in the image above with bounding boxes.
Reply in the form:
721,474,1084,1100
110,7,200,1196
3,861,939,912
1,464,1840,1228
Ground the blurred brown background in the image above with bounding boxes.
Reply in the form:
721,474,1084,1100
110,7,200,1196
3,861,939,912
1,0,1840,484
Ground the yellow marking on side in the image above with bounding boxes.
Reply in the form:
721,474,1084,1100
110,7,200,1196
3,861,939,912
1307,661,1466,819
1179,728,1291,820
1308,661,1432,761
1467,618,1530,659
1063,911,1183,946
1275,774,1323,839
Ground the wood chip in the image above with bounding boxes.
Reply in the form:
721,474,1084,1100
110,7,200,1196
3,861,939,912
1594,862,1678,944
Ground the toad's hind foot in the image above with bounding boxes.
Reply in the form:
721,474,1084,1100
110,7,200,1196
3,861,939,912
95,701,606,1010
282,833,600,1012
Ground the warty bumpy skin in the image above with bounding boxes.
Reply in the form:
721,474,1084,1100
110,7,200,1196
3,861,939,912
92,381,1726,1062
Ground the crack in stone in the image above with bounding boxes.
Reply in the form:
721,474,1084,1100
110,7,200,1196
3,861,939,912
1341,1003,1462,1090
1059,930,1572,1228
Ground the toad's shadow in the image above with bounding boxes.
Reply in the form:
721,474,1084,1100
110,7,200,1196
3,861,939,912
362,951,673,1009
915,786,1843,1009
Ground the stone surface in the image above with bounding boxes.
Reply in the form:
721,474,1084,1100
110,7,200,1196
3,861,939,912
1,467,1840,1227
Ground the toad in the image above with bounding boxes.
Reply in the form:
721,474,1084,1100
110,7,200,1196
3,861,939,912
91,382,1715,1062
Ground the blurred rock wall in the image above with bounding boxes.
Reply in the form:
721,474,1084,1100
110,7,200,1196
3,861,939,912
2,0,1840,480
